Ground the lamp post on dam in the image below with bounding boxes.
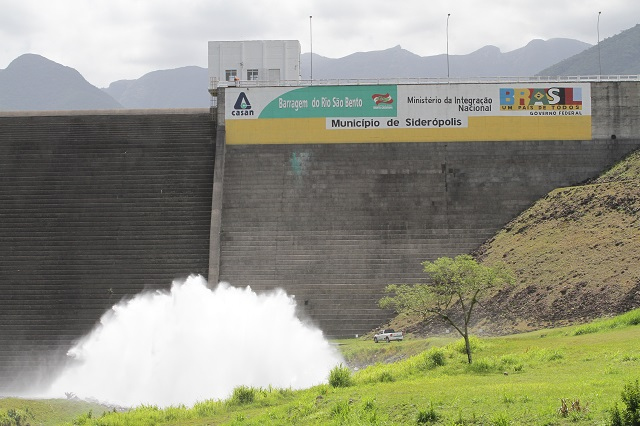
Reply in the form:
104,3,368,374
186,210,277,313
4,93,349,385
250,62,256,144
447,13,451,79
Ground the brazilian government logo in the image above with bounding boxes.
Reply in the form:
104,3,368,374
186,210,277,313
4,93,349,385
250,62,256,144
499,87,583,111
232,92,254,116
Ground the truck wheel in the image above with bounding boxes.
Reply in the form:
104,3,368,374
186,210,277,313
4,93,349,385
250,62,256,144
385,337,390,343
374,337,378,343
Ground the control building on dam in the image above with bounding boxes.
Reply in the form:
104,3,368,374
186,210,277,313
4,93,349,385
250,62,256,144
1,78,639,388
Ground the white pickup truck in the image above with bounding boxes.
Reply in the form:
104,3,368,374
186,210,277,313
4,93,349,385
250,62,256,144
373,328,404,343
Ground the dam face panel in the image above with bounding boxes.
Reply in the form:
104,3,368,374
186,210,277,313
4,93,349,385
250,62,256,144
218,139,638,336
0,111,214,388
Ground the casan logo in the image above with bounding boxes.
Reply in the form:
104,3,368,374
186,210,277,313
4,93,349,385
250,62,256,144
499,87,583,110
232,92,254,116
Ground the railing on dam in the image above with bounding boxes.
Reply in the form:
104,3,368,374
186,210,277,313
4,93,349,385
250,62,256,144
210,75,640,91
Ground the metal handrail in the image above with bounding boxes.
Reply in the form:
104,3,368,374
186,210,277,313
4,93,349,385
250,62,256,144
209,75,640,91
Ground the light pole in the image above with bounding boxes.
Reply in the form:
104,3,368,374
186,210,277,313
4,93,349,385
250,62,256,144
446,13,451,79
310,15,313,83
597,11,602,77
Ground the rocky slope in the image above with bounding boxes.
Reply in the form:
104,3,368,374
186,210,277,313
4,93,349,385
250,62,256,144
477,149,640,334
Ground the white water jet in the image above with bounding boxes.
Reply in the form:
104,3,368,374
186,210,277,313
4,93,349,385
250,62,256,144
45,275,343,407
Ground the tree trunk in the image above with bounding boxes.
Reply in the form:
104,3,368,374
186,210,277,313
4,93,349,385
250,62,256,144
464,333,472,364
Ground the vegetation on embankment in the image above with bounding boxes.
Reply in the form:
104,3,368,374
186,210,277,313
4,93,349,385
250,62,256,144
2,309,637,425
473,149,640,334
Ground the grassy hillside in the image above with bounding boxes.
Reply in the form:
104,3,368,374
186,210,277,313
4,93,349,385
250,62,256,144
475,149,640,334
0,398,114,426
3,310,638,425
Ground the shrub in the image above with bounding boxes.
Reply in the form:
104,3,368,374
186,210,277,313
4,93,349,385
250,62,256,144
427,347,446,367
467,358,499,374
416,402,439,424
330,400,351,420
412,347,447,372
329,364,353,388
627,310,640,326
362,398,376,411
378,371,395,382
193,399,221,417
71,410,93,425
490,412,512,425
0,408,34,426
230,385,256,405
316,384,329,395
450,336,483,355
610,379,640,425
502,394,516,404
499,354,519,366
277,387,294,398
537,348,565,362
574,323,600,335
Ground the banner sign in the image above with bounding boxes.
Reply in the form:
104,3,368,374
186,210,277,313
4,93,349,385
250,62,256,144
224,83,591,144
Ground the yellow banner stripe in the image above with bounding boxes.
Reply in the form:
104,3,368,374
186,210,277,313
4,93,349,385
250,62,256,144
226,116,592,145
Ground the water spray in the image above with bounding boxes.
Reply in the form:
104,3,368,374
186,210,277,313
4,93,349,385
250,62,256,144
43,275,343,407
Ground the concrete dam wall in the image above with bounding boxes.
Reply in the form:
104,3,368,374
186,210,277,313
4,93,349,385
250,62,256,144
0,110,214,388
212,81,640,336
0,82,639,387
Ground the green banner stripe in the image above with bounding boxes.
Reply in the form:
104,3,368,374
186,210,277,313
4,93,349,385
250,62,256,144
259,86,397,118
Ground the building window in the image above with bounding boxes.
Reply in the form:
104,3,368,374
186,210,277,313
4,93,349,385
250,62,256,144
247,69,259,81
268,69,281,81
225,69,237,82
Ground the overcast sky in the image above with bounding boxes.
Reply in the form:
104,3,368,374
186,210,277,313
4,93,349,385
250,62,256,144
1,0,637,87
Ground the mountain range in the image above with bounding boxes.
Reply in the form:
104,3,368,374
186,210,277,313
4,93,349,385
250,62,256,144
299,38,590,80
0,53,121,111
103,66,210,109
0,23,638,111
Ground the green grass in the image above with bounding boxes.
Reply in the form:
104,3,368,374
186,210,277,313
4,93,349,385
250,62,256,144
2,309,639,425
573,308,640,335
0,398,113,426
